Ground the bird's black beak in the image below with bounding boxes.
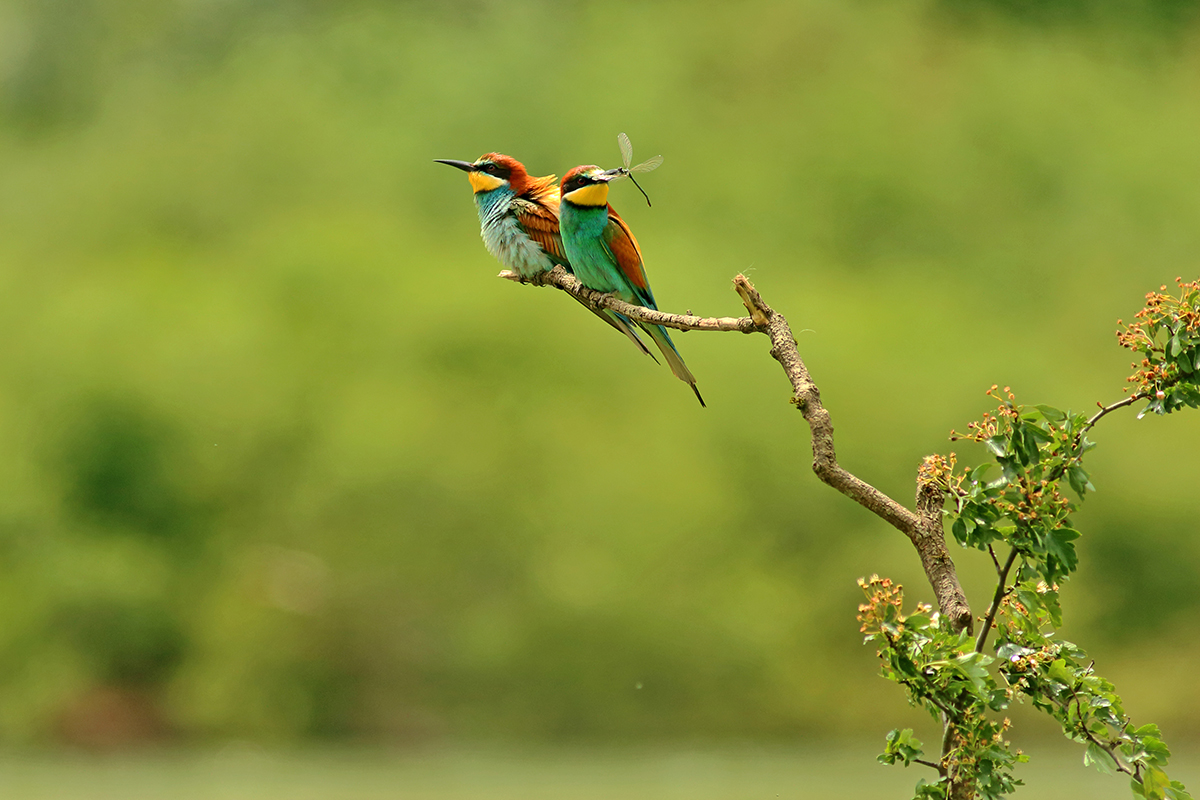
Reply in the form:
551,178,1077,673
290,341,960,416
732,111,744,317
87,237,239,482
434,159,476,172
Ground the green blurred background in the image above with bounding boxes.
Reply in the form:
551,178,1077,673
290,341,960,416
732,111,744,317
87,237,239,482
2,0,1200,795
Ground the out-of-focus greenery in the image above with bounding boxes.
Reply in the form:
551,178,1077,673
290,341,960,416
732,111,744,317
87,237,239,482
3,744,1198,800
1,0,1199,748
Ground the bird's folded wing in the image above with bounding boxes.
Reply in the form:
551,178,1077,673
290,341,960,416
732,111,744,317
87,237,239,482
513,199,568,265
604,206,656,309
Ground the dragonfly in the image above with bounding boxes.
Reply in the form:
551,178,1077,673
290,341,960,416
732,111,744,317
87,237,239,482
612,132,663,207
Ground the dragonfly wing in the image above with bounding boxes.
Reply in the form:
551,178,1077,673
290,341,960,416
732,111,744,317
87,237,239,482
630,154,663,173
618,132,633,169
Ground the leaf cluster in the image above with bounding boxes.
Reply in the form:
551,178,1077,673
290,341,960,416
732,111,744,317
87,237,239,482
996,582,1190,799
948,389,1094,585
864,277,1200,800
859,577,1026,800
1117,278,1200,417
931,386,1191,798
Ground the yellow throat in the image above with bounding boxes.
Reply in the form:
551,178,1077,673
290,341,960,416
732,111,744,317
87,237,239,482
468,171,506,193
563,182,609,207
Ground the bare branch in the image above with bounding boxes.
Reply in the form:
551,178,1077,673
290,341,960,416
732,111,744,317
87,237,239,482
1084,393,1146,432
915,470,974,635
975,547,1019,654
500,267,758,333
941,713,956,771
732,277,919,529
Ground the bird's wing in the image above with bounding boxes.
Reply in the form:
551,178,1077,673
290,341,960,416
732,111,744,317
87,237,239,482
603,205,657,309
513,197,568,266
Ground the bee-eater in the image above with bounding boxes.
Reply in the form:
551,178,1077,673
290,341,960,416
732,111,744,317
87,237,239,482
558,165,704,407
434,153,650,357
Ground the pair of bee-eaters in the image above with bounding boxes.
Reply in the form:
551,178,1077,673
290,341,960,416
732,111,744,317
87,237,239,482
435,152,704,407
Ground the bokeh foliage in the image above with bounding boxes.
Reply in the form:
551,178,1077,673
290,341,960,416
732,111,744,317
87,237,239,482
0,0,1199,746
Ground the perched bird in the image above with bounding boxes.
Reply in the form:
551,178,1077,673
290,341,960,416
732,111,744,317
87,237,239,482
434,153,650,357
558,165,704,406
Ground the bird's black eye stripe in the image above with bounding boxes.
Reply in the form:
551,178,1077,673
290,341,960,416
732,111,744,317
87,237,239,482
476,161,511,179
564,174,594,193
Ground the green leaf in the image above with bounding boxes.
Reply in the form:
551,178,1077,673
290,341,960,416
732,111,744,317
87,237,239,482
1014,584,1046,618
1046,658,1076,686
1047,527,1081,575
1000,458,1022,483
954,652,994,697
1140,735,1172,766
1035,404,1067,423
905,613,932,629
969,463,995,482
894,651,919,678
914,777,949,799
1085,742,1119,775
1027,424,1054,444
1144,767,1172,800
952,516,967,544
1067,464,1095,498
985,435,1008,458
880,728,926,768
1167,779,1193,800
1020,427,1041,465
1178,384,1200,408
1139,399,1166,419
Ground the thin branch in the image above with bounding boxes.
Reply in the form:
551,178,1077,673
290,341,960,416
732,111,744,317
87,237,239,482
941,711,955,749
1083,393,1147,432
941,710,979,800
1065,690,1136,777
987,544,1001,574
500,267,758,333
975,547,1019,654
913,758,943,771
1037,392,1148,487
